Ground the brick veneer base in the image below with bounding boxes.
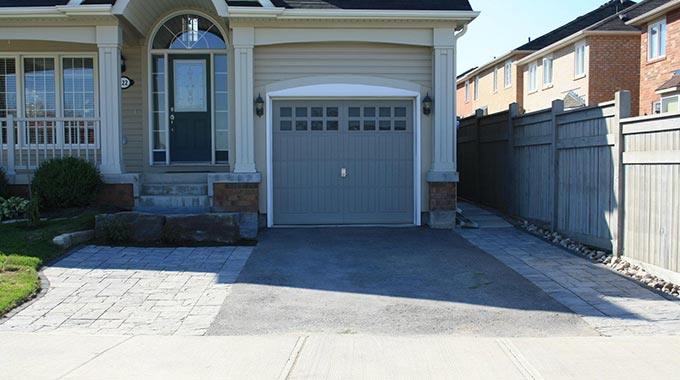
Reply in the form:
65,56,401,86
97,184,135,210
6,184,30,199
429,182,458,211
213,183,259,213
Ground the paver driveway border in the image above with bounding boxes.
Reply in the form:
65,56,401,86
0,245,253,336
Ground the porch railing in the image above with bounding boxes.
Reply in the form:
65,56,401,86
0,115,101,174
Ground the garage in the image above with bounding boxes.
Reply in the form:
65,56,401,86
272,99,415,225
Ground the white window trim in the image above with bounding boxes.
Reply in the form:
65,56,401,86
647,18,667,61
661,94,680,113
653,100,661,114
542,56,554,89
474,75,479,101
528,62,538,93
0,52,100,149
464,80,470,102
574,41,587,79
492,66,498,93
504,60,512,88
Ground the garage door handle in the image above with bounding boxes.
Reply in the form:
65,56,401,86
341,168,347,178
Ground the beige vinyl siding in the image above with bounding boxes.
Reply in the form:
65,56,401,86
254,42,432,89
121,45,145,173
0,41,97,53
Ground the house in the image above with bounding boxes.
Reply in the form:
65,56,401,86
627,0,680,115
457,0,641,117
517,0,671,115
455,66,477,117
0,0,478,229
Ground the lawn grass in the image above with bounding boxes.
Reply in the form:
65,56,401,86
0,212,96,316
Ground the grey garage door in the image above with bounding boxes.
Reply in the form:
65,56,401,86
273,100,414,225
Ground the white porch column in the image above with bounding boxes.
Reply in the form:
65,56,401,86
96,25,123,175
232,27,257,173
428,28,457,181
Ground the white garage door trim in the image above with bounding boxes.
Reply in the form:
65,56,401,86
266,83,422,227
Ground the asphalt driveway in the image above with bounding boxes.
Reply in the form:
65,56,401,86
208,228,596,336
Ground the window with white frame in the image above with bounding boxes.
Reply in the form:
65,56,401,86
504,60,512,88
575,41,586,77
493,67,498,92
0,55,97,146
543,57,553,87
474,76,479,100
528,62,538,92
661,94,679,113
465,80,470,102
648,19,667,60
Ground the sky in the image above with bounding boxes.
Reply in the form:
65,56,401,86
458,0,624,72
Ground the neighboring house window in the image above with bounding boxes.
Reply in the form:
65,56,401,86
504,60,512,88
661,94,679,113
543,57,553,87
465,80,470,102
648,19,667,60
474,76,479,100
575,41,586,77
493,67,498,92
653,101,661,114
528,62,538,92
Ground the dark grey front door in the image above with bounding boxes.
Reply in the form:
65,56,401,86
273,100,414,225
168,55,211,162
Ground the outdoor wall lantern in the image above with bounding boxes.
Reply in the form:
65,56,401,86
255,94,265,117
422,93,433,116
120,55,127,73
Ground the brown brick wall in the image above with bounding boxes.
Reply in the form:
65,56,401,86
640,9,680,116
588,34,641,115
213,183,259,213
97,184,135,210
6,184,30,199
428,182,457,211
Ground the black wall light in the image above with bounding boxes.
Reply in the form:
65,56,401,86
255,94,265,117
422,93,433,116
120,55,127,73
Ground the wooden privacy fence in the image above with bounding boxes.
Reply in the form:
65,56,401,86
458,91,680,275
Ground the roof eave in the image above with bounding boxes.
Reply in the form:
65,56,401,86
227,7,480,22
0,4,113,18
627,0,680,25
516,30,640,65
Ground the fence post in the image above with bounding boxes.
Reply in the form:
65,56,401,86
550,99,564,231
507,103,520,215
6,114,16,176
612,91,631,257
474,108,484,202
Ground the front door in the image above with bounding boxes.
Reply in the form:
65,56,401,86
168,55,212,162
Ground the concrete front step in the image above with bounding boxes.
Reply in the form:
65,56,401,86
138,195,210,209
141,183,209,196
141,173,209,184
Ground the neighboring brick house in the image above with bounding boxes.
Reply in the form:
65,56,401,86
457,0,636,117
628,0,680,115
517,0,668,114
455,66,477,117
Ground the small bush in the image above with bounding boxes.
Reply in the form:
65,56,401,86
102,218,130,244
0,167,7,197
0,197,30,220
26,198,41,227
31,157,102,209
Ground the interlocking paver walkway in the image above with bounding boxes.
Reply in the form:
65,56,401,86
458,204,680,336
0,246,253,336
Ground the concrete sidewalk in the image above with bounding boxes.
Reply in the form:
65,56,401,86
2,333,679,380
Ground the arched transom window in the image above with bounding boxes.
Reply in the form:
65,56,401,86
153,14,226,50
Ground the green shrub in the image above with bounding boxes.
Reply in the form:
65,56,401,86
31,157,102,209
0,197,30,220
26,198,41,227
102,218,130,244
0,167,7,197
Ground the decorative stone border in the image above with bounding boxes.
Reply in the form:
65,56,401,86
52,230,95,249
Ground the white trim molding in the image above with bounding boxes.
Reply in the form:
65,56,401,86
265,82,423,228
